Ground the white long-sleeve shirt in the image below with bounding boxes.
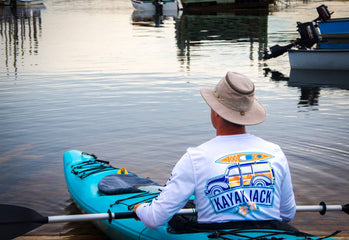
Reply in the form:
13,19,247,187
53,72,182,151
136,134,296,229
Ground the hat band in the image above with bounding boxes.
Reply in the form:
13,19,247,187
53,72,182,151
225,75,255,95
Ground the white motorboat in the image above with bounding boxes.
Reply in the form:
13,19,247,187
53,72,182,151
264,20,349,70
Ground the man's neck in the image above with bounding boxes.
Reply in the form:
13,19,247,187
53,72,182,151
216,125,246,136
211,110,247,136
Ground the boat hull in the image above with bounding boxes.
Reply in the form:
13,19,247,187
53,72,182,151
318,18,349,39
131,0,177,11
288,49,349,70
64,150,341,240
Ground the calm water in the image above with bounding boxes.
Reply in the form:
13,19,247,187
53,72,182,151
1,0,348,238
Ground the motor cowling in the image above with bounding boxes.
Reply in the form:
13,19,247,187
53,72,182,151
316,5,331,22
296,22,320,49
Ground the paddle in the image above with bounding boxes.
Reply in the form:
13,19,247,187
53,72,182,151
0,204,195,240
1,203,348,240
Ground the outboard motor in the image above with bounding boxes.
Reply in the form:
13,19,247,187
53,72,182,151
263,43,296,60
316,5,332,22
152,0,163,27
263,21,320,60
295,21,320,49
153,0,163,16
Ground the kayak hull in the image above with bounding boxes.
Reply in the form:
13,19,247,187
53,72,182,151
63,150,340,240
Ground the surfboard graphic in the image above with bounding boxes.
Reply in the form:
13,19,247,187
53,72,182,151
216,152,273,164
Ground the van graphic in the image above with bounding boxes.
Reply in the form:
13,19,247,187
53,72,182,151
205,161,274,196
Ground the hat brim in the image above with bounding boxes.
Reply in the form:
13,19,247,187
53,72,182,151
200,87,266,126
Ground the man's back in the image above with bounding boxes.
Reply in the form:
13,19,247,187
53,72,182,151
179,134,296,223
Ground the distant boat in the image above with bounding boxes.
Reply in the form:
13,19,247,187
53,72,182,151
264,21,349,70
317,19,349,39
1,0,44,6
131,0,179,12
290,36,349,70
315,5,349,39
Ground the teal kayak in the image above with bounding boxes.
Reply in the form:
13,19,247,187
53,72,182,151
63,150,339,240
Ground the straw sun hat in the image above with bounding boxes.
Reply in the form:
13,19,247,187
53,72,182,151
200,72,266,126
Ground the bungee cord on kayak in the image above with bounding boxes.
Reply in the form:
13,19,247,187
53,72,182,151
70,154,116,179
110,192,160,210
70,153,163,210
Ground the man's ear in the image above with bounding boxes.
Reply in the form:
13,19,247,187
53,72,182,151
214,111,221,120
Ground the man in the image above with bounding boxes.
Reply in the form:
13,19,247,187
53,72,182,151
134,72,296,229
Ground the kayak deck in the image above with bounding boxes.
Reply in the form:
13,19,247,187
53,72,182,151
63,150,341,240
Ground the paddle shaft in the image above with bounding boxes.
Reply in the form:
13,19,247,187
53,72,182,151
47,204,348,223
296,205,343,212
48,208,196,223
49,212,134,223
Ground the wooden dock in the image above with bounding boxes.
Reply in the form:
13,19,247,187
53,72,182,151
180,0,273,12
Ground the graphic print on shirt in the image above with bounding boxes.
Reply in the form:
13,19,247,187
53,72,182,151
205,152,275,216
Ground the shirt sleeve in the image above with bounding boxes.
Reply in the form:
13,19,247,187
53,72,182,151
136,152,196,229
279,155,296,222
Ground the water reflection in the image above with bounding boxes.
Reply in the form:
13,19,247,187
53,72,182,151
0,4,45,73
289,69,349,90
265,68,349,110
61,201,109,239
297,87,319,111
289,69,349,111
131,9,179,27
263,68,288,82
175,11,268,71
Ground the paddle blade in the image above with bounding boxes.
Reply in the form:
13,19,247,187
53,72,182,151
0,204,48,240
343,204,349,215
